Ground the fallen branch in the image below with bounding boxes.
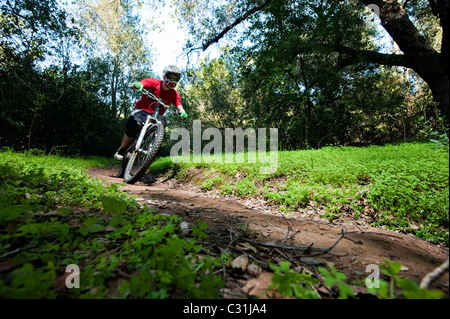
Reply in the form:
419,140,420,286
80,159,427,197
349,225,403,239
0,239,37,259
275,248,299,266
242,228,347,254
266,220,301,245
226,215,244,248
280,214,302,245
420,259,449,289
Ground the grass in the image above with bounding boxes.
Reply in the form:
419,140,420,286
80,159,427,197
0,148,224,298
150,142,449,245
0,145,447,299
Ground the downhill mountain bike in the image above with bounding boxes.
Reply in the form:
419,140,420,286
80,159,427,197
117,88,180,184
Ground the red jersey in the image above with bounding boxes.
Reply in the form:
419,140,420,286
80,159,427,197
135,78,182,115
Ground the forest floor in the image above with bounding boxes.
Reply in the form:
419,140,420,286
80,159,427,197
89,166,449,299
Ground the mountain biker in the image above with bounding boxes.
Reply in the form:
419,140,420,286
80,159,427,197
114,65,188,161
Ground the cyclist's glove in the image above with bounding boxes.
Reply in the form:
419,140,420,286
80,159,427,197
181,112,188,119
134,81,144,92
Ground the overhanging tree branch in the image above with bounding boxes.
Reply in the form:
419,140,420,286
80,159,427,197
193,0,448,118
201,0,273,51
334,44,414,69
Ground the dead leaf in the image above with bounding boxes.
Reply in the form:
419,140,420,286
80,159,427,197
230,254,249,272
242,272,274,299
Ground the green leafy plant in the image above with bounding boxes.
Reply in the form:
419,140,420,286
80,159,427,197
269,261,320,299
192,220,209,240
233,177,258,197
318,264,355,299
201,176,224,190
366,260,445,299
101,196,128,215
0,149,225,299
419,116,449,150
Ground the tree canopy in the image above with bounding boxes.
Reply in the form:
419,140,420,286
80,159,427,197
0,0,448,154
175,0,448,122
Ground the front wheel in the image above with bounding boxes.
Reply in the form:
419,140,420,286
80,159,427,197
117,149,132,178
123,122,165,184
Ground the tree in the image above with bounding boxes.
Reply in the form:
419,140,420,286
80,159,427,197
74,0,153,118
0,0,130,154
175,0,448,122
185,51,247,130
0,0,70,149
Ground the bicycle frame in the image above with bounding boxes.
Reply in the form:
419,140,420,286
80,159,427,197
119,88,182,183
132,89,172,155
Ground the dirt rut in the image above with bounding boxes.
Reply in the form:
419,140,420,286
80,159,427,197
88,166,449,298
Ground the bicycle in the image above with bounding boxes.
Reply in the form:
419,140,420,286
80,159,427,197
117,88,181,184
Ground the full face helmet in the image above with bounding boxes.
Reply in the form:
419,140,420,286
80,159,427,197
163,65,181,89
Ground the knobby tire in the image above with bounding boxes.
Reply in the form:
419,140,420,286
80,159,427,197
123,122,165,184
117,141,135,179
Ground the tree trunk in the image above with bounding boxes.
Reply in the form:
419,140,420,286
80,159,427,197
420,64,449,120
360,0,449,121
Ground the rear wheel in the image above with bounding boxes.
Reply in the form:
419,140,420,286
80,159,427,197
123,122,165,184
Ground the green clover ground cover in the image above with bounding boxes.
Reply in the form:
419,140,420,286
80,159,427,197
0,146,447,299
152,142,449,245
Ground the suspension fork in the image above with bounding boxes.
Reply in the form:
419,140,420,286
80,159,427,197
134,115,153,155
133,106,164,154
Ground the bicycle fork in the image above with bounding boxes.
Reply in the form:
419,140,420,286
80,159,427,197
134,115,163,156
134,116,153,156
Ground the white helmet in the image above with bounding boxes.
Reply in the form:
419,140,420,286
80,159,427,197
163,65,181,89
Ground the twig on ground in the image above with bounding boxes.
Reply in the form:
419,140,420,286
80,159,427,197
275,248,299,266
116,269,132,279
343,236,363,245
266,217,301,245
280,214,301,245
242,227,347,255
220,255,227,282
229,214,233,242
347,226,403,239
313,266,334,298
0,239,37,259
226,215,243,248
420,259,449,289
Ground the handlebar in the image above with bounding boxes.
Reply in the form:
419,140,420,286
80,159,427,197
141,88,181,116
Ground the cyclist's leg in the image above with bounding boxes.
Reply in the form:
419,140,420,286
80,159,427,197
114,109,150,161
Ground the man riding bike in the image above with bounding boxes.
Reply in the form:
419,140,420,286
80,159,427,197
114,65,188,161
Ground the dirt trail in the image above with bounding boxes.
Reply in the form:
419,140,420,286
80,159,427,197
89,166,449,298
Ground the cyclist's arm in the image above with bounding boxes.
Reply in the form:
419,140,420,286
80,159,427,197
173,91,187,115
129,81,143,91
175,104,186,114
